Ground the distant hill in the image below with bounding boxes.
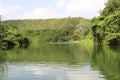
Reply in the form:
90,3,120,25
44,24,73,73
2,17,89,31
1,17,90,43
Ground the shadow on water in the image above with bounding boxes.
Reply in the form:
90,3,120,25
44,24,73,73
0,43,120,80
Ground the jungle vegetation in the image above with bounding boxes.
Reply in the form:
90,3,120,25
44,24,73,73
0,20,29,49
0,0,120,49
2,17,90,43
91,0,120,46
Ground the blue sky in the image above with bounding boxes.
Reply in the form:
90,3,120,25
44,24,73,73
0,0,107,20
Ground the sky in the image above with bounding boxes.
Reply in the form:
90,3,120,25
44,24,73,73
0,0,108,20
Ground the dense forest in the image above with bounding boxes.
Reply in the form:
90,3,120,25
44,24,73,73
0,21,29,49
1,17,90,43
91,0,120,46
0,0,120,49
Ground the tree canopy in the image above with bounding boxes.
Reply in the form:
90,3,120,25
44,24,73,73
91,0,120,46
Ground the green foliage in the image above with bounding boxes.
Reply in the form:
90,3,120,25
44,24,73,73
91,0,120,46
0,24,29,49
2,17,90,43
91,45,120,80
2,17,88,31
101,0,120,16
26,27,75,42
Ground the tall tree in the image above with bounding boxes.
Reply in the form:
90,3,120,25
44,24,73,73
91,0,120,46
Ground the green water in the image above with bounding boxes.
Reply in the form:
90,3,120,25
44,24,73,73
0,43,120,80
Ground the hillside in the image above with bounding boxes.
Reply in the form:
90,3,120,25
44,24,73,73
1,17,90,43
3,17,89,30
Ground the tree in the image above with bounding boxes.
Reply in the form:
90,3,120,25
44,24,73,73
101,0,120,16
91,0,120,46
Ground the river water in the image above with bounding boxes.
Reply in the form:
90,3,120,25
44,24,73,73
0,43,120,80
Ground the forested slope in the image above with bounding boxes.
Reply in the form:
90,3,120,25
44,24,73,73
3,17,88,30
2,17,90,43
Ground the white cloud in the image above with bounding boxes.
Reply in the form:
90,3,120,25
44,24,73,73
23,8,55,19
56,0,66,8
23,0,107,19
65,0,107,18
0,0,108,20
0,0,21,19
0,6,21,16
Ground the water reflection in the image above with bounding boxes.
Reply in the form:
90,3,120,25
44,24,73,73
91,44,120,80
0,43,120,80
2,63,104,80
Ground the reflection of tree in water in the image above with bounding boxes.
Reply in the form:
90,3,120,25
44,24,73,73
0,64,5,80
0,50,7,64
0,50,7,80
91,44,120,80
73,44,90,64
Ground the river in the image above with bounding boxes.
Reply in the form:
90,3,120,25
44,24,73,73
0,43,120,80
